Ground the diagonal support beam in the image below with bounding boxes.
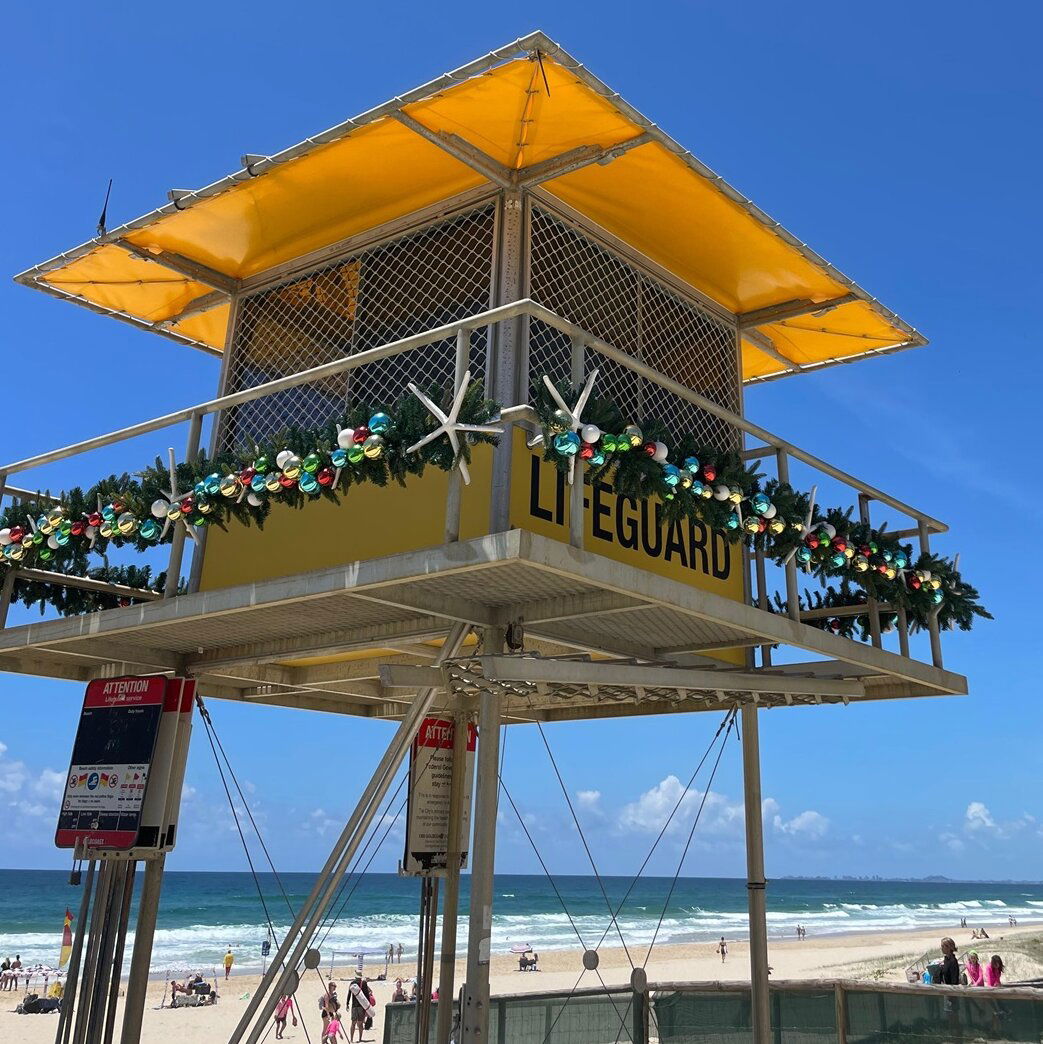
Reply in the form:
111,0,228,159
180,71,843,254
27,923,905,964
743,328,799,372
515,132,653,187
737,294,858,330
391,112,513,189
154,289,229,329
114,241,238,295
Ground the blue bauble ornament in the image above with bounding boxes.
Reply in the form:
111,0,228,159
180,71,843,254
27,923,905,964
682,456,700,474
830,551,846,567
194,481,207,497
139,519,159,541
796,545,813,564
331,448,348,468
751,493,771,515
101,504,116,523
204,473,222,496
691,480,705,498
881,549,893,563
663,464,681,487
298,471,320,494
590,450,606,467
894,551,908,570
368,412,392,434
553,432,581,456
250,473,267,492
54,529,70,546
726,512,740,530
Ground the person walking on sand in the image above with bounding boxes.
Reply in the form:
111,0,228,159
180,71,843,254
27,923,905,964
323,1012,346,1042
274,994,297,1039
396,943,403,964
224,947,235,980
716,937,728,963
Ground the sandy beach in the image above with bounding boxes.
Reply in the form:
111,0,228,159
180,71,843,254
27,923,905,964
3,920,1040,1043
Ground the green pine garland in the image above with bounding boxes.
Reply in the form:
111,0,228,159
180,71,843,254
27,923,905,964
0,382,498,616
533,379,990,638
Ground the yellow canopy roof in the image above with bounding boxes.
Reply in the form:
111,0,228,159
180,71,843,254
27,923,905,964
15,32,924,381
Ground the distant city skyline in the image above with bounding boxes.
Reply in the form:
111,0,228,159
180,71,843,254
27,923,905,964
1,2,1040,880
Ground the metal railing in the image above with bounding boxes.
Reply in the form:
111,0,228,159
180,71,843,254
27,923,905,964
0,300,952,667
382,979,1043,1044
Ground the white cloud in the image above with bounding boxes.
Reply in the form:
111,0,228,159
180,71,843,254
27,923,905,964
939,832,965,853
309,808,339,836
963,801,1033,841
0,741,29,794
576,789,601,809
772,809,830,839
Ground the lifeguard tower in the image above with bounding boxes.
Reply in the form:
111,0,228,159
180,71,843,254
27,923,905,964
2,32,977,1044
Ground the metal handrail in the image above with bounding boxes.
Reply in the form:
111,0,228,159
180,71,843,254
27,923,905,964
0,299,947,537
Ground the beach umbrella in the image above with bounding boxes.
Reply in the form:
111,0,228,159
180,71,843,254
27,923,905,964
509,944,533,954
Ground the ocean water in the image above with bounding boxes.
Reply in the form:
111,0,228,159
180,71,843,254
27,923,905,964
0,870,1040,974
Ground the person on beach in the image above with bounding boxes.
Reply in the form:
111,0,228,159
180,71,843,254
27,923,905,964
348,976,374,1042
323,1013,346,1042
985,955,1004,987
716,937,728,963
392,978,407,1002
964,952,984,986
396,943,403,963
937,938,960,985
1,957,9,991
224,947,235,980
273,994,297,1039
10,954,21,990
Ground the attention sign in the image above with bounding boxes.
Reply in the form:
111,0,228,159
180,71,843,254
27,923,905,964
402,716,476,875
55,677,168,850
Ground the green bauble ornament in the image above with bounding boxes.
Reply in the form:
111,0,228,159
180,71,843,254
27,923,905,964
347,444,365,465
302,452,321,474
254,456,270,474
549,409,572,434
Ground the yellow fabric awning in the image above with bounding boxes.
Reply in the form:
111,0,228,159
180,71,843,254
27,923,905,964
16,34,924,380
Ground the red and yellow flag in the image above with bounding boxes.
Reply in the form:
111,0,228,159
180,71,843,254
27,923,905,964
59,909,73,967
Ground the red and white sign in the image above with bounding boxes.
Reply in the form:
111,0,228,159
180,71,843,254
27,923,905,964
56,677,168,850
402,716,476,876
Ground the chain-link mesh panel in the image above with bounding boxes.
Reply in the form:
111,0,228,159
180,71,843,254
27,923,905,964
220,204,495,450
529,206,740,450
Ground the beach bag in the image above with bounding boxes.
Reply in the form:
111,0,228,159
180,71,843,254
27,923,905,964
365,1015,373,1030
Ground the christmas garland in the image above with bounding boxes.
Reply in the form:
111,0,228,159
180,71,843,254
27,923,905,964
533,379,990,637
0,382,499,615
0,372,989,641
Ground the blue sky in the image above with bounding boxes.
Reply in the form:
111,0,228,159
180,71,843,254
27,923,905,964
1,2,1041,882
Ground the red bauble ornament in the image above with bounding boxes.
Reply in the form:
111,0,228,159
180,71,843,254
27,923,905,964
642,441,656,457
832,537,847,553
579,444,594,460
71,520,85,536
278,474,296,489
806,534,820,550
829,618,842,633
352,426,370,444
240,467,256,483
112,499,125,514
317,467,335,487
87,513,102,528
859,545,872,557
908,575,922,590
877,563,888,574
8,525,24,543
180,496,195,514
702,465,717,482
758,519,767,533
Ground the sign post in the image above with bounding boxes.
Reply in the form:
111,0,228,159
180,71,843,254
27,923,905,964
402,717,476,876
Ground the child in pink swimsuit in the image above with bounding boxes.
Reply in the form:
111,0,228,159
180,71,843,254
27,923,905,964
324,1016,345,1042
274,995,297,1039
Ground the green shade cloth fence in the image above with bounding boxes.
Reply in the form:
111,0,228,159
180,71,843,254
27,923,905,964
384,981,1043,1044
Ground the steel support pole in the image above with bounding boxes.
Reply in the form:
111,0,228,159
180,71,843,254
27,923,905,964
460,629,504,1044
0,565,16,631
740,703,771,1044
569,335,585,549
445,328,470,543
414,878,430,1044
164,411,203,598
417,877,440,1044
754,549,772,668
81,860,124,1044
56,859,96,1044
775,451,801,621
918,521,944,668
231,623,469,1044
858,495,882,648
435,711,470,1044
71,859,112,1044
489,192,525,535
121,854,165,1044
102,860,137,1044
